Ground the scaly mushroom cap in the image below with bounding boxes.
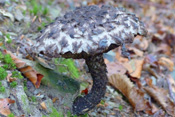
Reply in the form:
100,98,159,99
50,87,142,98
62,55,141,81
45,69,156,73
32,5,147,59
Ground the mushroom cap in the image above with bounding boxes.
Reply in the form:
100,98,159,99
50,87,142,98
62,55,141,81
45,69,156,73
32,5,147,59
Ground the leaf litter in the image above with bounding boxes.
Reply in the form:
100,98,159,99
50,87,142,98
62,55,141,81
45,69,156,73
0,0,175,116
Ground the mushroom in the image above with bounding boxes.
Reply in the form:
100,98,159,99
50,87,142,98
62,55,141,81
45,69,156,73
31,5,147,115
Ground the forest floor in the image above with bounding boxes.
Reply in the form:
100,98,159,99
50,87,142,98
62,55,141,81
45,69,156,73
0,0,175,117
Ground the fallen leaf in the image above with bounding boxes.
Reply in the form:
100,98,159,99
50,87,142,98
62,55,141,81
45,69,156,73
109,74,153,113
144,78,175,116
0,9,14,21
115,48,129,63
6,73,17,82
108,74,134,97
40,102,47,110
81,88,89,95
4,50,44,88
123,58,144,78
128,47,144,57
156,43,171,56
0,98,15,116
52,98,59,103
107,62,127,77
158,57,174,71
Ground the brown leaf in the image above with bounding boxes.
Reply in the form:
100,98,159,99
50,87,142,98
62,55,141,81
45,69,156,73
144,79,175,116
6,73,17,82
40,102,47,110
109,74,134,97
4,50,44,88
156,43,171,56
107,62,127,77
123,58,144,78
128,47,144,57
128,88,148,111
115,48,129,63
109,74,152,112
0,98,15,116
158,57,174,71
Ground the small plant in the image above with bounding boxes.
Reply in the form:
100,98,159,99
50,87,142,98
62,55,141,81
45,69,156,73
118,105,123,111
0,82,5,93
0,67,8,80
49,107,63,117
0,51,4,60
0,86,5,93
4,54,16,69
10,81,17,88
6,39,12,44
42,7,49,16
100,100,105,105
12,71,23,79
31,96,36,102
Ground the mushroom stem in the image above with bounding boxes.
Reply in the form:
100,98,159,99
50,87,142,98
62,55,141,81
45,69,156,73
72,54,108,115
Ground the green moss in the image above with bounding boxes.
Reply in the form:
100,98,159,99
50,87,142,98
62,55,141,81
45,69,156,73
3,64,9,69
49,107,63,117
0,51,4,60
0,67,8,80
4,54,16,69
54,58,79,78
7,113,15,117
118,105,123,111
31,96,36,102
10,81,17,88
0,86,5,93
12,71,23,79
21,95,27,105
4,54,13,64
23,86,27,91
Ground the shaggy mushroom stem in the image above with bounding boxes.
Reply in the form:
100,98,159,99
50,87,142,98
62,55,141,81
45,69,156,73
72,54,108,115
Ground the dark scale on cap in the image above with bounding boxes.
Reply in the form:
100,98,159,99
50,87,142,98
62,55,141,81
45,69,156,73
31,5,147,115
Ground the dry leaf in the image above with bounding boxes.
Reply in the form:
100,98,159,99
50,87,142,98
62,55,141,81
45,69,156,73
158,57,174,71
4,50,44,88
128,47,144,57
6,73,17,82
107,62,127,77
109,74,152,112
123,59,144,78
115,48,129,63
40,102,47,110
109,74,134,97
0,98,15,116
52,98,59,103
168,75,175,93
144,79,175,116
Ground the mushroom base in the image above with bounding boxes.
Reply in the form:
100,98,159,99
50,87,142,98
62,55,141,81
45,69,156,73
72,54,108,115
